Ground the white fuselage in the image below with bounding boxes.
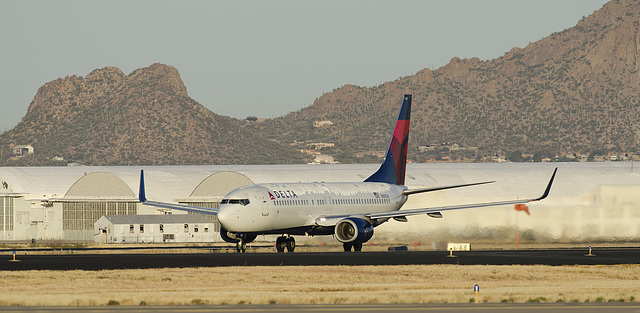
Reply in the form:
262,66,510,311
216,182,408,233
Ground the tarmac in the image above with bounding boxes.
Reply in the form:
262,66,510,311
2,247,639,271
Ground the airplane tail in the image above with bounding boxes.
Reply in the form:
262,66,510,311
364,94,411,186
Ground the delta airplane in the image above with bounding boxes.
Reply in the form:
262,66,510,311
139,94,557,253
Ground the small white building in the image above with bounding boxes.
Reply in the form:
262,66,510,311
94,214,219,243
313,154,339,164
12,145,34,157
313,120,334,128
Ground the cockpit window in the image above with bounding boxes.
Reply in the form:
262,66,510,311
222,199,250,206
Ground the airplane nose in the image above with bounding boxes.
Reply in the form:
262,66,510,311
217,206,232,229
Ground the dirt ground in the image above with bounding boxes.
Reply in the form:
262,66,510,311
0,241,637,306
0,264,638,306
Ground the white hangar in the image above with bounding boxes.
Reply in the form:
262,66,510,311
0,162,638,243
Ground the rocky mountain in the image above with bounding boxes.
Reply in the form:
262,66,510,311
0,63,305,166
3,0,639,166
248,0,640,162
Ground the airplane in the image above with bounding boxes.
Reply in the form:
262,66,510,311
138,94,557,253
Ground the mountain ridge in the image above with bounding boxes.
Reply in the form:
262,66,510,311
247,0,640,162
0,63,305,166
3,0,640,166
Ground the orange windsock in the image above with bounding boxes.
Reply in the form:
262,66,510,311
514,204,530,215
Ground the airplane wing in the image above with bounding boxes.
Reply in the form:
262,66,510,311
315,168,557,227
403,181,494,196
141,200,219,215
138,170,219,215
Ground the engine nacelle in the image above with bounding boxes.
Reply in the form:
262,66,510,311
220,226,239,243
220,227,258,243
334,217,374,243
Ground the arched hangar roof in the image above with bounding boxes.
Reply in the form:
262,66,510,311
189,171,254,199
64,172,136,200
0,164,380,202
0,163,638,203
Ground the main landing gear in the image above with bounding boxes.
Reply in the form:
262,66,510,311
343,242,363,252
276,236,295,252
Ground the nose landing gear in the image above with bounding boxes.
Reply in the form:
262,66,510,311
232,233,257,253
276,236,295,252
236,238,246,253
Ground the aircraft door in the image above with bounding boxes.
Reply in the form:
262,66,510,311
324,197,332,212
260,194,269,217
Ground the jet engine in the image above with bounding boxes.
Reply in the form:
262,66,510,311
220,227,258,243
220,227,239,243
334,217,374,243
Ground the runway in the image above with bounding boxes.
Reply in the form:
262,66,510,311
2,248,639,271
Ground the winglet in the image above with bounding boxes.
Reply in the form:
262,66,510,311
533,167,557,201
139,170,147,203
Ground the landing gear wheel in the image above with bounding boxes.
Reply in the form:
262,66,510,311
236,238,246,253
353,242,363,252
286,237,296,252
343,242,353,252
276,236,287,252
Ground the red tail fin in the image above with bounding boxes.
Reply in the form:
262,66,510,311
365,94,411,185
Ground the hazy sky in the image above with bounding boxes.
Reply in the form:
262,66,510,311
1,0,608,131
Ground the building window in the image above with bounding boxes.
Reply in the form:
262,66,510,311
184,224,189,233
194,225,199,232
63,201,138,231
180,204,220,232
129,224,134,233
159,224,164,233
204,227,209,232
0,197,15,232
140,224,144,233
